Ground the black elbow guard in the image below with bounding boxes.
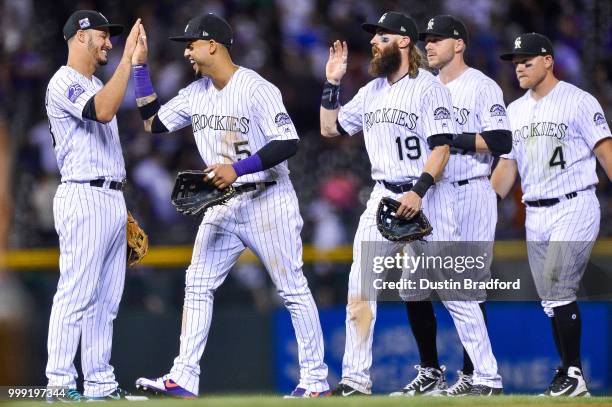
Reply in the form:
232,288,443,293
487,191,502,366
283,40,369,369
481,130,512,156
258,139,299,169
151,115,169,133
427,133,453,150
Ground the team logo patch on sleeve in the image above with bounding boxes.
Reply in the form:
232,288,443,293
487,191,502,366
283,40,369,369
594,112,607,126
67,83,85,103
490,104,507,117
433,107,450,120
274,112,292,127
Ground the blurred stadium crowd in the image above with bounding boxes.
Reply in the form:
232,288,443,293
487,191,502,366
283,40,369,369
0,0,610,305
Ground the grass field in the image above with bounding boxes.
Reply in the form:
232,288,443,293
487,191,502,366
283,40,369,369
4,395,612,407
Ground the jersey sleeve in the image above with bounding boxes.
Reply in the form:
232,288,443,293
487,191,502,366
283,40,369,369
421,83,457,138
157,86,193,132
576,92,611,150
477,82,511,132
337,85,366,136
47,76,97,121
251,84,299,141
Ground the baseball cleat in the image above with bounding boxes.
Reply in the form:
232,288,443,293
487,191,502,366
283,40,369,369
330,383,369,397
283,387,331,398
45,388,83,403
389,365,447,396
135,375,196,399
86,387,149,401
541,366,590,397
443,371,473,396
468,384,503,396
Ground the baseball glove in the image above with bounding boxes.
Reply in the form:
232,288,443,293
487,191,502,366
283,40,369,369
171,170,236,216
126,211,148,267
376,197,433,242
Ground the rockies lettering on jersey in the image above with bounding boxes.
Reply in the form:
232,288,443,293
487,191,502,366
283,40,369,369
442,68,511,181
503,81,611,200
191,114,250,134
338,68,457,182
363,108,419,131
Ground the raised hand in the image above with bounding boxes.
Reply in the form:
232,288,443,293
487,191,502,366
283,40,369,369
122,18,142,62
132,23,148,65
326,40,348,85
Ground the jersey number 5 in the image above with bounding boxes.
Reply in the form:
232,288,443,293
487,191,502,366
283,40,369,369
234,141,252,160
395,136,421,160
549,146,566,170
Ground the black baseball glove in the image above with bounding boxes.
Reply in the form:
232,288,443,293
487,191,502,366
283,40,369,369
376,197,433,242
171,170,236,216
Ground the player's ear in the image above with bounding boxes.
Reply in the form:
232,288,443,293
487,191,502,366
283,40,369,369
208,40,218,55
398,36,410,49
455,39,466,53
75,30,87,45
544,55,554,69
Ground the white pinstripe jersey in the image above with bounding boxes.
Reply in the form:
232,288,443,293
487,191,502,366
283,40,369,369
338,68,457,182
441,68,511,181
45,66,126,182
503,81,611,201
157,67,298,184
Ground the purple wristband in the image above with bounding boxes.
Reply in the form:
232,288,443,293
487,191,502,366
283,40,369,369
232,154,263,177
132,64,154,98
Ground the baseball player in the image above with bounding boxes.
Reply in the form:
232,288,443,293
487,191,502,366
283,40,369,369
404,15,510,396
320,11,499,397
131,14,329,398
45,10,143,401
492,33,612,397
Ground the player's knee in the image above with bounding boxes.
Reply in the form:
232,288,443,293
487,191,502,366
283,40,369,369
347,300,374,324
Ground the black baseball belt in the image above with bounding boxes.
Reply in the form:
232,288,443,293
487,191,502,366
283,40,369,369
379,180,414,194
89,179,124,191
525,192,578,207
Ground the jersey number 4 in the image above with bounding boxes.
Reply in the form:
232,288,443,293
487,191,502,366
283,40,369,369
549,146,566,170
395,136,421,160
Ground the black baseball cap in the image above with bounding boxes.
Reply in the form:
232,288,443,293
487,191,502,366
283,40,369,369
169,13,234,48
63,10,124,41
500,33,554,60
419,15,469,44
362,11,418,43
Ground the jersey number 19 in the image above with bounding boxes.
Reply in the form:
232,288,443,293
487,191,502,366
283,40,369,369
395,136,421,160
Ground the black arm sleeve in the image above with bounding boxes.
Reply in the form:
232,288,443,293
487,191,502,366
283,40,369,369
427,133,454,150
450,133,477,151
151,115,169,134
82,96,99,122
336,120,348,136
257,139,299,169
481,129,512,156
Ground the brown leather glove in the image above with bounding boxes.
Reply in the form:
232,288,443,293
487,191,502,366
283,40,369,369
126,211,148,267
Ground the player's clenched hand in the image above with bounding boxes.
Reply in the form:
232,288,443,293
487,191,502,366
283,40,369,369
122,18,142,62
396,191,422,219
132,23,148,65
326,40,348,85
204,164,237,190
